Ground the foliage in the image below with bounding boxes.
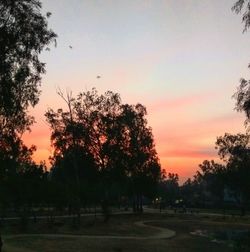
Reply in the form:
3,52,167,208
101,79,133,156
188,133,250,210
159,172,179,205
232,0,250,32
45,88,161,210
194,160,226,205
180,178,199,207
233,78,250,127
232,0,250,127
0,0,57,135
0,0,56,178
216,133,250,206
216,133,250,161
0,0,56,219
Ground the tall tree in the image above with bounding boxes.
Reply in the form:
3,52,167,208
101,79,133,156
0,0,56,173
216,133,250,161
194,160,226,206
233,78,250,126
180,178,200,207
232,0,250,32
159,172,179,206
230,1,250,213
0,0,56,133
46,89,161,211
216,133,250,214
121,104,161,211
232,0,250,126
46,89,125,212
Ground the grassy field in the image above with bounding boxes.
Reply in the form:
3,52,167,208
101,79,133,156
2,213,250,252
3,235,230,252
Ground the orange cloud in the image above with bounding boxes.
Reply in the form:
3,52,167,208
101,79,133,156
22,89,245,182
159,148,217,159
160,156,221,184
150,108,245,182
149,91,216,112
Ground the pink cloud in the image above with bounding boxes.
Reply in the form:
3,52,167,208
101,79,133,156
160,157,213,184
150,110,245,181
23,125,51,148
149,91,216,112
22,87,246,183
159,148,217,159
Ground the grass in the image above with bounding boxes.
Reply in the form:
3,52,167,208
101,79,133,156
0,214,156,236
4,235,231,252
4,234,231,252
2,213,250,252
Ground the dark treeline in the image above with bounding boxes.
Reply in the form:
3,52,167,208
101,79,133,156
175,133,250,215
0,89,162,223
156,132,250,215
155,0,250,215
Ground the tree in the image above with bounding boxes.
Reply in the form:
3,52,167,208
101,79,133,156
0,0,57,133
188,133,250,211
194,160,226,206
215,133,250,214
230,1,250,213
232,0,250,126
0,0,56,225
120,103,161,212
232,0,250,32
233,78,250,126
180,178,200,208
46,88,161,212
159,172,179,207
0,0,56,173
216,133,250,161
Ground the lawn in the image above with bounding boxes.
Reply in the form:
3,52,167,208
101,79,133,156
2,213,250,252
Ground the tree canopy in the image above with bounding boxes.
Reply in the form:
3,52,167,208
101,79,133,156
232,0,250,32
45,88,161,212
0,0,56,175
0,0,57,135
0,0,56,220
232,0,250,127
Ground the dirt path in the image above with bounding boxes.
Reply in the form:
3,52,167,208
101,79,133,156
2,220,175,251
3,220,175,241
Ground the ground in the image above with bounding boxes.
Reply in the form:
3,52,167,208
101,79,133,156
1,211,250,251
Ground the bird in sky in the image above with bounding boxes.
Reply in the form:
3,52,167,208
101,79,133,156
69,45,73,49
96,75,101,79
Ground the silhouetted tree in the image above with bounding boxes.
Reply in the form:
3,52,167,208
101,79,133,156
0,0,56,178
159,172,179,207
46,89,161,213
0,136,36,178
216,133,250,161
233,79,250,127
232,0,250,32
230,1,250,214
232,1,250,127
188,133,250,212
194,160,226,207
0,0,56,223
216,133,250,214
121,104,161,212
180,178,200,208
0,0,56,132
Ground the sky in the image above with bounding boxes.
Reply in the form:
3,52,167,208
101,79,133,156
23,0,250,183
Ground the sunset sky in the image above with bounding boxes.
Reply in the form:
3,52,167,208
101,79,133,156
23,0,250,183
